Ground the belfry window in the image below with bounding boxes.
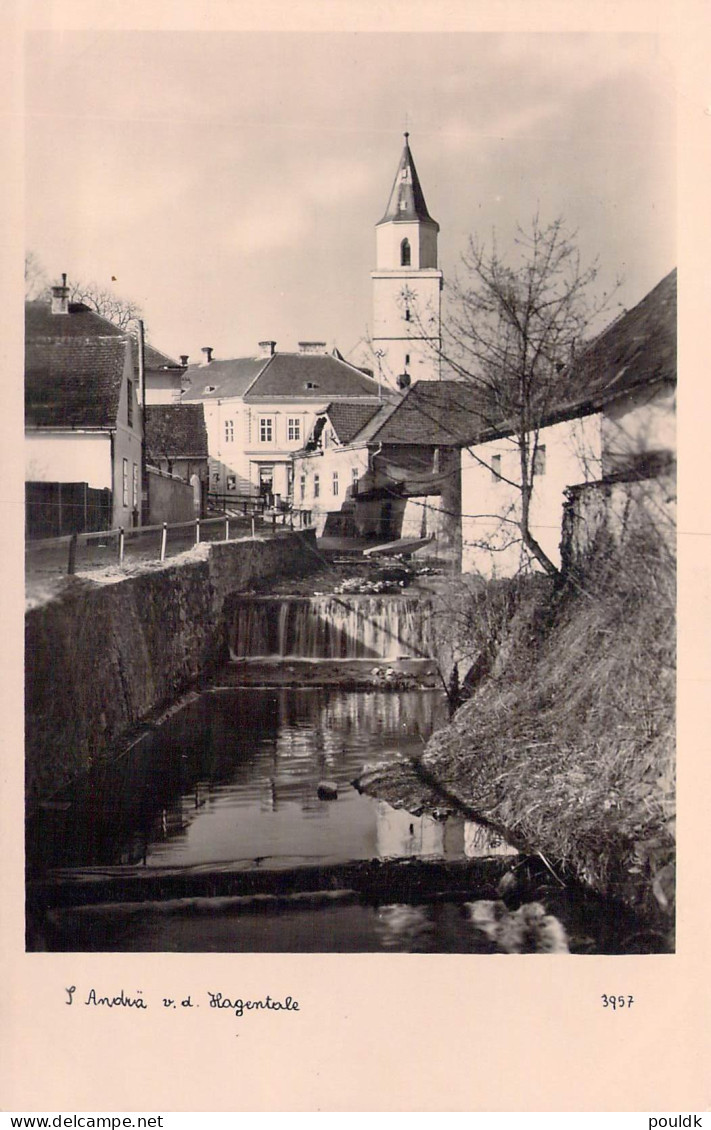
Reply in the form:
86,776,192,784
400,239,411,267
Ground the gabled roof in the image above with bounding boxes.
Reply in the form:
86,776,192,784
243,352,381,401
181,357,270,401
25,336,130,429
145,404,208,459
26,299,125,340
321,401,384,444
144,343,185,371
26,299,185,372
369,380,489,446
378,134,439,229
556,268,677,417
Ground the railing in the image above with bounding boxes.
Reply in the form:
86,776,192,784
26,510,314,577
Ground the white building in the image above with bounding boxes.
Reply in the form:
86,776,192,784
25,283,144,533
460,269,677,576
182,341,382,504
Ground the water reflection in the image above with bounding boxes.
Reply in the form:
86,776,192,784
29,687,451,871
376,801,445,859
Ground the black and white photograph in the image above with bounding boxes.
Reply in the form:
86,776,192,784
22,26,678,963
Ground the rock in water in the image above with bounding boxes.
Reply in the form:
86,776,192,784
317,780,339,800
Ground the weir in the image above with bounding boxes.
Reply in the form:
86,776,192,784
228,594,435,661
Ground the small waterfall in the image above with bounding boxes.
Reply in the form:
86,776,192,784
228,595,433,660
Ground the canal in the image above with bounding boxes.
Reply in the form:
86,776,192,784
27,585,663,954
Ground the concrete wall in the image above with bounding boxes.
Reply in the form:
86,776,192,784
25,530,318,805
147,465,197,523
561,473,677,574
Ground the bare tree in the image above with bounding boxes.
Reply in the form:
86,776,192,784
25,252,145,331
66,279,145,331
435,216,616,577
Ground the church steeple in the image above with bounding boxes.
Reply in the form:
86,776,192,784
370,134,443,383
378,133,439,229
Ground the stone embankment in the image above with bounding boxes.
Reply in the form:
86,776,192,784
25,531,318,806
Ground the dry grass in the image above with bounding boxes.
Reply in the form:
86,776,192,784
423,527,676,919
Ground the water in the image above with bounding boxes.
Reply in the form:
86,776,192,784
228,594,434,660
29,687,455,871
28,681,656,954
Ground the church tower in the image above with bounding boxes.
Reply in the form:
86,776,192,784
371,134,443,385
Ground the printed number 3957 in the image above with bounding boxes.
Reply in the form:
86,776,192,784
602,995,634,1009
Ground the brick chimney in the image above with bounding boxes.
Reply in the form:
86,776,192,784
258,340,277,358
298,341,327,354
51,273,70,315
180,354,189,366
201,346,213,364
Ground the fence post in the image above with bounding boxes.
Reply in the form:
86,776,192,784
272,513,276,533
251,517,255,539
195,518,200,545
67,532,77,575
160,522,167,562
118,527,125,563
225,516,230,541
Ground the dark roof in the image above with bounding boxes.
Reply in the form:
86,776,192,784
370,380,489,446
181,357,270,401
378,134,438,229
322,401,383,444
144,343,185,371
145,404,208,459
26,299,124,340
244,352,381,400
25,336,130,428
26,299,185,371
556,268,677,416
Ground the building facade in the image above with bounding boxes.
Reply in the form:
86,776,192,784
25,283,144,532
182,341,382,504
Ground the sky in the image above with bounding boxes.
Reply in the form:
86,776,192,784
25,31,676,364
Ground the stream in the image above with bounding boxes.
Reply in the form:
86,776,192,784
27,590,656,954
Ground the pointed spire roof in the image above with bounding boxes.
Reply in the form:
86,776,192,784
377,133,439,229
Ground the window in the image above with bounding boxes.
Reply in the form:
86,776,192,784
533,445,547,476
224,419,234,442
332,471,339,497
288,418,301,442
226,475,236,491
122,458,129,507
126,379,134,428
300,474,306,501
405,353,410,366
314,473,320,499
132,463,138,508
351,466,359,496
259,417,273,443
491,454,502,482
400,239,411,267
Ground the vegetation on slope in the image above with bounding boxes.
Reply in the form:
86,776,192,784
420,526,676,923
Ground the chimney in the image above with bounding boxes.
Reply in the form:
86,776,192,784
51,273,70,315
298,341,327,354
201,346,213,365
180,354,189,367
258,340,277,358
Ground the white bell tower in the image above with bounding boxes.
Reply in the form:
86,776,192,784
371,134,442,386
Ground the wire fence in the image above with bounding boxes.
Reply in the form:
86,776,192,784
26,509,315,577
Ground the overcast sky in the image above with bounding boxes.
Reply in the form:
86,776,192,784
25,31,676,363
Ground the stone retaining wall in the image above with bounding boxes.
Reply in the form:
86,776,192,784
25,530,318,805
